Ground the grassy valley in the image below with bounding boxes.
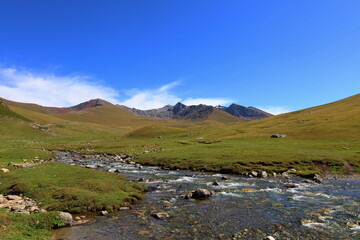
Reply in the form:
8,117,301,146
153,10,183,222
0,94,359,239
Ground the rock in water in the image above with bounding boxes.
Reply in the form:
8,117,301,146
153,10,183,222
185,188,214,199
212,181,219,186
59,212,73,226
152,212,169,219
312,174,323,183
263,236,276,240
101,210,108,216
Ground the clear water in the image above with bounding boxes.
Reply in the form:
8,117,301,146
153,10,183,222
54,152,360,240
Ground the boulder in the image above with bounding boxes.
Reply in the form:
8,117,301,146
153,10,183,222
0,168,10,173
0,194,7,204
59,212,73,226
6,195,22,201
101,210,108,216
312,174,323,183
271,134,286,138
212,181,220,186
184,188,214,199
250,171,258,177
29,206,40,213
72,219,91,226
259,171,268,178
263,236,276,240
138,178,149,182
11,204,26,211
152,212,169,219
0,203,10,209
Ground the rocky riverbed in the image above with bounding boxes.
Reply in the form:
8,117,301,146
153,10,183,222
53,151,360,240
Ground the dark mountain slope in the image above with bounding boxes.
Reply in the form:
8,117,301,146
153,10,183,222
225,104,272,120
121,102,272,120
120,105,174,119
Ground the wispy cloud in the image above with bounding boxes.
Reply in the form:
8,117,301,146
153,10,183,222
119,81,181,109
0,66,238,110
119,82,232,109
256,106,291,115
0,67,119,107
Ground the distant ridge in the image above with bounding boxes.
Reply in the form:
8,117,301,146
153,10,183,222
120,102,272,120
49,99,112,113
2,98,111,114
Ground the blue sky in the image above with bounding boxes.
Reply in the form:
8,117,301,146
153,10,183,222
0,0,359,114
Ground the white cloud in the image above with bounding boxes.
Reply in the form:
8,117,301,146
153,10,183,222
255,106,291,115
0,66,245,111
0,67,119,107
119,82,233,110
182,98,232,106
119,81,181,109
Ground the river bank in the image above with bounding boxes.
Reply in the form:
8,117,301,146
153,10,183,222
0,154,146,240
53,151,360,240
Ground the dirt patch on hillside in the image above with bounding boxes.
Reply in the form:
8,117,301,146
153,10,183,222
343,160,356,174
313,160,330,174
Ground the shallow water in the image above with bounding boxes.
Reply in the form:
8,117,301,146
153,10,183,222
54,152,360,240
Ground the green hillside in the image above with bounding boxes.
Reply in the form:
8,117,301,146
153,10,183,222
1,94,359,239
0,99,31,121
2,94,359,176
125,94,360,175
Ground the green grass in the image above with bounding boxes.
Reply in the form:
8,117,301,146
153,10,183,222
134,138,359,175
0,210,63,240
0,162,145,213
0,99,31,122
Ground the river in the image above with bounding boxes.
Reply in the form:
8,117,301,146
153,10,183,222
54,151,360,240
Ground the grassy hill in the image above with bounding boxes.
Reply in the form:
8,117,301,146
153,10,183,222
0,99,31,121
124,94,360,175
225,93,360,140
204,108,242,123
1,98,52,114
0,94,359,239
1,94,359,176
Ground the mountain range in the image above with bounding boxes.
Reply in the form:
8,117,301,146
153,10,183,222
121,102,272,120
1,98,272,122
